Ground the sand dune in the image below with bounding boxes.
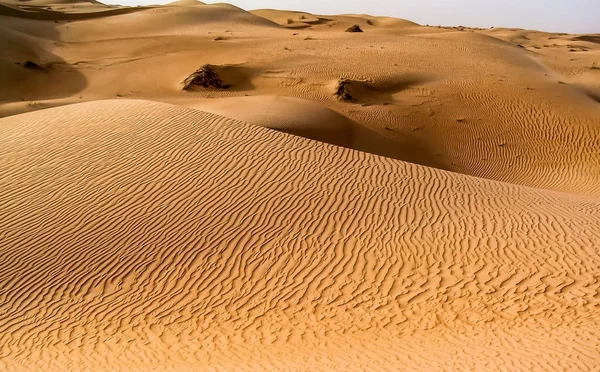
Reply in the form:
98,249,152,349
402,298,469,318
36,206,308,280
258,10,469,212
0,22,88,102
2,2,599,193
1,1,600,370
1,100,599,371
187,95,408,159
0,1,143,19
251,9,419,32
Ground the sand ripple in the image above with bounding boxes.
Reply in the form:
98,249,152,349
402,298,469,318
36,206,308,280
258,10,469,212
0,100,599,370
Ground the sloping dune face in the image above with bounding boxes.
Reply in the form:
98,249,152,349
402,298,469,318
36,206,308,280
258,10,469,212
1,1,600,370
187,95,407,160
1,100,599,371
1,3,599,195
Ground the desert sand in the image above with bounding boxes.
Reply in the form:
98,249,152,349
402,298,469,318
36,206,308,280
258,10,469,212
1,0,599,370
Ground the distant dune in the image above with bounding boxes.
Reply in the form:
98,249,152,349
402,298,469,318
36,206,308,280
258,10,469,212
0,1,599,370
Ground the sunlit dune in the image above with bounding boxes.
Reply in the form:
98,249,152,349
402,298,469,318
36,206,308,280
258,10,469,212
1,0,599,370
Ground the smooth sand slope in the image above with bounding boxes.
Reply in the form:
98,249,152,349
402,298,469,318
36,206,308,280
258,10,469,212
188,95,407,160
1,1,600,370
1,100,599,371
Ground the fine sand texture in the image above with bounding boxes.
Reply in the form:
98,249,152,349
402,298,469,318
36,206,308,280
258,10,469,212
1,1,600,371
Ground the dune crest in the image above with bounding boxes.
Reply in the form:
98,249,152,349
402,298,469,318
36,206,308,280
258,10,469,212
186,95,416,161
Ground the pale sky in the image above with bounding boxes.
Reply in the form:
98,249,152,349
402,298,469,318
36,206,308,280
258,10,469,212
128,0,599,34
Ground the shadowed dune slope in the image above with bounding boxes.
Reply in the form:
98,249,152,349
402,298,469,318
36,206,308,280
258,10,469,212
1,99,599,371
187,95,407,160
0,22,87,102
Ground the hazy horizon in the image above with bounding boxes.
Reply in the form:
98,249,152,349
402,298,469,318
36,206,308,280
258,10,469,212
111,0,599,34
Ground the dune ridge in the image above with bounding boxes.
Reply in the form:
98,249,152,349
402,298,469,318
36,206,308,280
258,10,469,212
187,95,409,160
